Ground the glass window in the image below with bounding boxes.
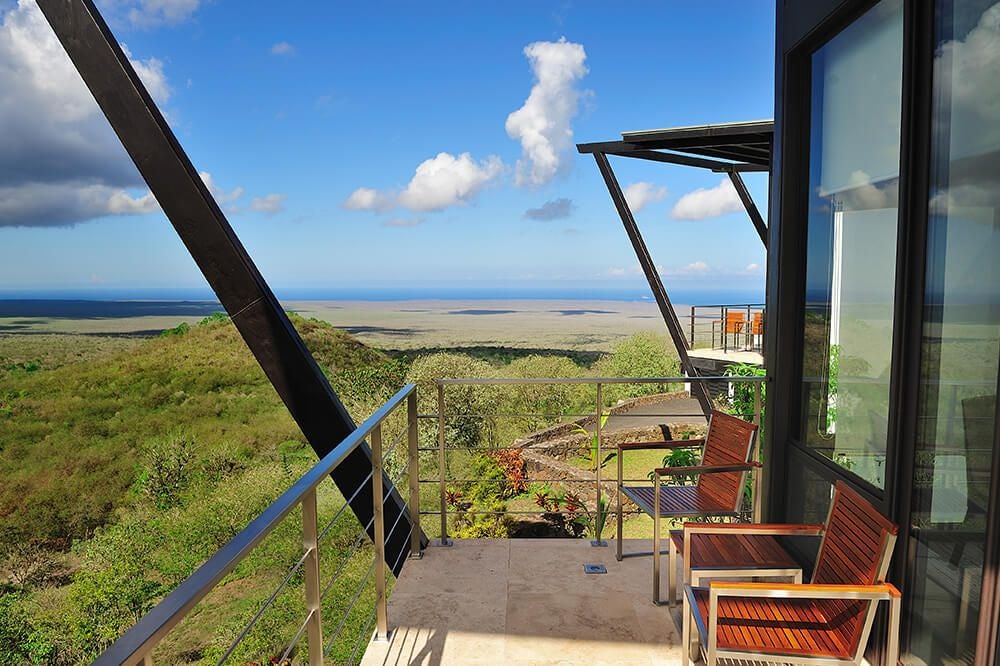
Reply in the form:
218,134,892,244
905,1,1000,663
799,0,904,488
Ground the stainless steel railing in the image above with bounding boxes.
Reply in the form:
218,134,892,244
688,303,766,351
96,384,421,666
427,376,767,546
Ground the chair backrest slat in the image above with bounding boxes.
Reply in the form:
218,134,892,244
812,481,898,659
697,410,757,511
725,311,745,334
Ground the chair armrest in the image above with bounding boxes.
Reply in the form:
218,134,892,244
682,522,824,537
618,438,704,451
654,461,759,477
709,581,899,601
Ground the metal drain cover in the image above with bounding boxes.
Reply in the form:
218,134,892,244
584,564,607,574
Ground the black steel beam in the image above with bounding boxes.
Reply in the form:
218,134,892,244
592,152,713,417
36,0,422,570
727,171,768,248
609,149,741,172
578,141,768,172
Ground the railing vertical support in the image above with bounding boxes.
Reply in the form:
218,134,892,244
592,383,607,546
723,305,729,353
141,654,153,666
752,380,763,523
407,391,422,559
437,383,452,546
690,306,695,348
371,424,390,642
302,488,324,665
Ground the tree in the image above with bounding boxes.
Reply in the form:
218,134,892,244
593,332,681,403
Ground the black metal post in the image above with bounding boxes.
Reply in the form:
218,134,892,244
728,171,768,248
592,152,713,416
35,0,423,569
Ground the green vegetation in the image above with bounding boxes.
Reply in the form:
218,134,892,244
593,331,681,403
0,319,683,663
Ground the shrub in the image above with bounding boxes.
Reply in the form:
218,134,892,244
593,332,681,403
136,434,197,509
406,353,502,450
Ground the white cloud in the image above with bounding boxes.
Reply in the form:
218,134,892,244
670,178,743,220
384,217,424,228
505,37,589,187
605,267,627,277
342,187,393,213
683,261,709,274
938,4,1000,154
270,41,295,56
0,1,176,226
623,182,667,213
0,182,159,226
117,0,203,28
250,193,286,214
106,188,159,214
745,263,761,273
397,152,503,212
121,44,170,104
524,198,574,221
199,171,244,204
343,152,501,215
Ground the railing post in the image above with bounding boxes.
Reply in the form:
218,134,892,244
436,383,452,546
302,487,324,665
593,382,607,546
407,391,422,559
689,306,695,347
141,654,153,666
752,380,763,523
371,423,390,642
723,305,729,353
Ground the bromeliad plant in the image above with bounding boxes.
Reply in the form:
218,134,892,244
570,411,612,470
533,489,608,540
648,432,701,486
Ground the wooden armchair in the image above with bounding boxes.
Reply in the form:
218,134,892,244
616,410,759,604
681,480,901,666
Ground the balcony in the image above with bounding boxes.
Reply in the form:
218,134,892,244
359,538,680,666
95,375,765,665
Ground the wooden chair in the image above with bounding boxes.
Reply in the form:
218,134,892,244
749,311,764,349
616,410,759,604
682,480,901,666
711,311,747,350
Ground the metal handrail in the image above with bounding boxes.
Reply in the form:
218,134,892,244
96,383,419,666
435,375,766,385
431,375,768,545
688,303,766,351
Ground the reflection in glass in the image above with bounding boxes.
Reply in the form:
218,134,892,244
799,0,903,488
905,1,1000,664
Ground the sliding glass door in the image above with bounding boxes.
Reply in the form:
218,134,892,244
775,0,1000,663
904,1,1000,663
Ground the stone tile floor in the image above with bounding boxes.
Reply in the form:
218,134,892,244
360,539,684,666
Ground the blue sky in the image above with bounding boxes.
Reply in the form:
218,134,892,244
0,0,774,297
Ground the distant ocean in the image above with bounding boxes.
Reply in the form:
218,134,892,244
0,285,765,305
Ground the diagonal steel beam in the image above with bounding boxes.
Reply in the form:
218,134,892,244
728,171,768,248
591,152,713,417
36,0,422,570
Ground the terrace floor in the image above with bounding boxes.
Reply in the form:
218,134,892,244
360,538,683,666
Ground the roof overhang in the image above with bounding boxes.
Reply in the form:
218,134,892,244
577,119,774,172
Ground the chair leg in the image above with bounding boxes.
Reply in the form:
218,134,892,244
888,593,901,666
668,537,678,607
653,482,661,605
616,482,623,562
682,589,691,666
